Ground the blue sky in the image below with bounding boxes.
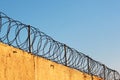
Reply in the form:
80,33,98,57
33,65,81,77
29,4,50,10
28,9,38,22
0,0,120,72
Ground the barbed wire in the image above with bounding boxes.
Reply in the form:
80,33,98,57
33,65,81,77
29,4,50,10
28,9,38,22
0,12,120,80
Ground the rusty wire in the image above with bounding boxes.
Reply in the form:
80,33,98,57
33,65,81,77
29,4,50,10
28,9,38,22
0,12,120,80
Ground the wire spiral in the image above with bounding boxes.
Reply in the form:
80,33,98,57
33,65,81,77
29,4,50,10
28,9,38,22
0,12,120,80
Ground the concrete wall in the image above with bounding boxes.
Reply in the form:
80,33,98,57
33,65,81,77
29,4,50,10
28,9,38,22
0,43,102,80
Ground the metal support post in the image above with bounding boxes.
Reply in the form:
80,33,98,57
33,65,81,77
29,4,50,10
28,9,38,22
64,44,67,66
113,70,116,80
103,64,106,80
87,56,93,80
87,56,90,74
28,25,31,53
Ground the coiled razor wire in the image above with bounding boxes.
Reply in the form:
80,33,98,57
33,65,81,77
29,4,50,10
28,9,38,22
0,12,120,80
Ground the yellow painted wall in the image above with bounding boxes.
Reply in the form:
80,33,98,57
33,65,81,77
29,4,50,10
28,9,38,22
0,43,102,80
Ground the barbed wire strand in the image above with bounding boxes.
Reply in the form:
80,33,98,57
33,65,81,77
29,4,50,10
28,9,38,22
0,12,120,80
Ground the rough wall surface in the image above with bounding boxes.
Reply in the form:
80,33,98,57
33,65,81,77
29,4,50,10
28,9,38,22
0,43,102,80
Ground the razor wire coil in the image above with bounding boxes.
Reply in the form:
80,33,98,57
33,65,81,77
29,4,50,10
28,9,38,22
0,12,120,80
